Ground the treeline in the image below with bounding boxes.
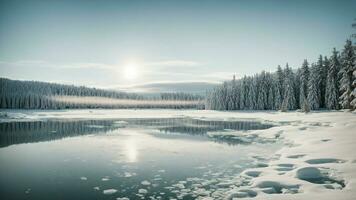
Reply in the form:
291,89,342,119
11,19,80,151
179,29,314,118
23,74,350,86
206,39,356,111
0,78,204,109
160,92,203,101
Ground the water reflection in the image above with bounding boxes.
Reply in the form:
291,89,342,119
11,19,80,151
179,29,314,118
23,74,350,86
0,118,274,148
125,136,138,163
124,118,273,135
0,120,117,148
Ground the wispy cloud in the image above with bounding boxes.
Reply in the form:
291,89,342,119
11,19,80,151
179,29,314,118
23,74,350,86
144,60,201,68
0,59,201,70
58,62,114,70
0,60,46,66
0,60,114,70
201,72,239,80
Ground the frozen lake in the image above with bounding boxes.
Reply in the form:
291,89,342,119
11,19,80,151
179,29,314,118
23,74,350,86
0,116,281,199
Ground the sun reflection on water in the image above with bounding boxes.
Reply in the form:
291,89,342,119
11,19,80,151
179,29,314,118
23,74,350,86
125,138,138,163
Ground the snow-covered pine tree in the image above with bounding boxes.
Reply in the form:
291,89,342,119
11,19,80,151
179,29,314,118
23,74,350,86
351,68,356,110
339,40,355,109
227,80,235,110
351,19,356,110
307,64,320,110
316,55,327,108
256,72,267,110
299,59,310,110
247,77,257,110
264,72,274,110
326,50,340,109
274,77,282,110
239,76,248,110
268,85,275,110
294,68,301,108
275,65,284,109
281,64,297,110
219,82,229,110
235,81,241,110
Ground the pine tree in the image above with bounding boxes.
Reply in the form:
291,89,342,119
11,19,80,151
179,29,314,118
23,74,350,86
299,59,310,110
227,80,235,110
219,82,229,110
239,76,248,110
274,79,282,110
268,86,275,110
294,68,301,108
247,77,257,110
256,72,268,110
339,40,355,109
326,50,339,109
281,64,297,110
351,20,356,110
316,55,327,108
351,68,356,110
231,75,239,110
308,64,320,110
275,65,284,109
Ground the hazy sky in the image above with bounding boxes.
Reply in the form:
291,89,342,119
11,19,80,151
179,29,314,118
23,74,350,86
0,0,355,88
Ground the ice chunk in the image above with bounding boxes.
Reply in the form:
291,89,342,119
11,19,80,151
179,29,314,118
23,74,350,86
141,180,151,186
173,183,185,189
138,188,148,194
103,189,118,195
124,172,137,177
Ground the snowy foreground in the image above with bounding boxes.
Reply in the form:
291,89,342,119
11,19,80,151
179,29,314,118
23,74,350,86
1,109,356,200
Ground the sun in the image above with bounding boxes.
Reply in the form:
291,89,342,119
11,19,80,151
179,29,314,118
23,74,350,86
123,62,139,80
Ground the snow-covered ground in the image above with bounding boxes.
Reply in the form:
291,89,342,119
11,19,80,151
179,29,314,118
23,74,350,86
0,109,355,199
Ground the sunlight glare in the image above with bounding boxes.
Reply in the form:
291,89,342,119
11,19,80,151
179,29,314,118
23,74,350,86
125,138,138,163
123,62,139,80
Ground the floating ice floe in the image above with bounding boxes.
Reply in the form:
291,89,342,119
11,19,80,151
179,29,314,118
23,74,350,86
138,188,148,194
103,189,118,195
172,183,185,189
186,177,201,182
93,187,100,191
80,177,87,180
123,172,137,177
153,177,162,181
116,198,129,200
141,180,151,185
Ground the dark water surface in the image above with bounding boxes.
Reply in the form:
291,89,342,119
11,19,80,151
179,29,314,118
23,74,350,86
0,117,280,200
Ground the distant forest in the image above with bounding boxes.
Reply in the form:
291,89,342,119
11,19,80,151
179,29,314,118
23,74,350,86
206,39,356,111
0,78,204,109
